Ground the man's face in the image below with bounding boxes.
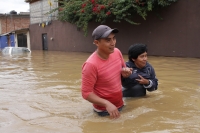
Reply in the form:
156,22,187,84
133,52,147,69
94,33,116,55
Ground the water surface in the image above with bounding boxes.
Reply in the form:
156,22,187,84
0,51,199,133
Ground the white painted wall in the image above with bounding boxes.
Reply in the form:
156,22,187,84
14,31,31,50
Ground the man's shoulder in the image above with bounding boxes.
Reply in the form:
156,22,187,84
114,48,120,53
82,54,98,70
86,51,97,60
84,52,99,66
112,48,122,57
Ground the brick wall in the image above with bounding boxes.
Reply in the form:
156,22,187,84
0,15,30,34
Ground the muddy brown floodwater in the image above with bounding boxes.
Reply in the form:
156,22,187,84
0,50,199,133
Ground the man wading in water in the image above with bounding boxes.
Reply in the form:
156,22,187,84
81,25,132,119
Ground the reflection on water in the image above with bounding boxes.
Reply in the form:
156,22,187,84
0,51,199,133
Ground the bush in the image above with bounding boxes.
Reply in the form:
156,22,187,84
56,0,178,35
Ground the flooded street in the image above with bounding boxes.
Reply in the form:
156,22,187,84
0,51,199,133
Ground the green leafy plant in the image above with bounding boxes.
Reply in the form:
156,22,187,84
55,0,178,35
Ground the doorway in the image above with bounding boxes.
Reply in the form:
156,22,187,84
17,33,27,47
42,33,48,50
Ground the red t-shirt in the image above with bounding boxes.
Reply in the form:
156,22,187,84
81,48,125,111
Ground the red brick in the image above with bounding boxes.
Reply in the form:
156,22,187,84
0,15,30,34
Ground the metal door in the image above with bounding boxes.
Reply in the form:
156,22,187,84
42,34,48,50
10,34,15,47
0,36,8,49
17,33,27,47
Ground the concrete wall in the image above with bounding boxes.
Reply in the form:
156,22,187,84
30,0,58,24
29,0,200,58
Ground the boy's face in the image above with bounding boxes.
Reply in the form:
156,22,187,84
132,52,148,69
94,33,116,55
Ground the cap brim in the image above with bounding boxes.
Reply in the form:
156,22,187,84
101,28,119,38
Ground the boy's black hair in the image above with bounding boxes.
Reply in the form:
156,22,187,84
128,43,148,61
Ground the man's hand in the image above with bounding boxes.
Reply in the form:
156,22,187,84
121,67,133,78
135,74,149,85
86,92,121,119
105,101,120,119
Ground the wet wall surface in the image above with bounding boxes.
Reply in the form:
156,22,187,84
30,0,200,58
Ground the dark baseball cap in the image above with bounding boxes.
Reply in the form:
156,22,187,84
92,25,119,40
